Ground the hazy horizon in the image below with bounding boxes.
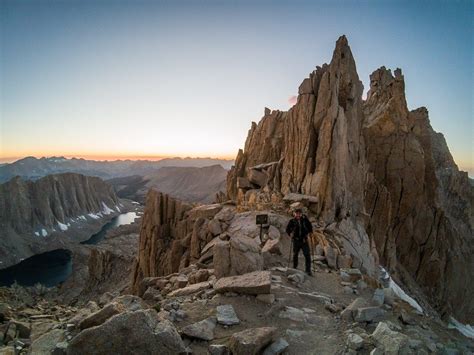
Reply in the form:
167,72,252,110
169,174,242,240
1,0,472,175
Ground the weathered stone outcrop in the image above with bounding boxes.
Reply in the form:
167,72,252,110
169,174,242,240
131,190,232,294
363,67,474,320
225,36,473,322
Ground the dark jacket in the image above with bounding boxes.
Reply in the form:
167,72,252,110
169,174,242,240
286,215,313,241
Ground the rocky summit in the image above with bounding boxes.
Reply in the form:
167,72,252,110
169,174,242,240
227,35,473,323
0,36,473,355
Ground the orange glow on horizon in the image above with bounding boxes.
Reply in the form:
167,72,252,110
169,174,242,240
0,153,236,164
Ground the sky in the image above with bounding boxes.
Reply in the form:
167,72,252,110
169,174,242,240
0,0,472,174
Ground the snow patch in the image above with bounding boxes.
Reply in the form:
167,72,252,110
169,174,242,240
381,268,423,313
34,232,40,237
115,205,121,212
41,229,48,237
57,222,68,231
449,317,474,339
88,213,100,220
131,201,140,205
101,202,114,215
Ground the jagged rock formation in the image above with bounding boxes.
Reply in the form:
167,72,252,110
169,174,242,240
0,173,121,268
131,190,234,293
226,36,473,322
131,189,293,295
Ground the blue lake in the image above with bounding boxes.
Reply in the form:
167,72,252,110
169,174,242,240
0,211,139,287
81,212,138,245
0,249,72,287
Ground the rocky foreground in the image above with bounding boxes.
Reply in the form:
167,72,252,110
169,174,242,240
1,192,472,354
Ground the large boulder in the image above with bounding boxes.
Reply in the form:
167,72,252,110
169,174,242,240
181,317,216,341
214,271,271,295
67,310,186,355
214,236,264,278
229,235,263,275
229,327,277,355
30,329,66,355
79,295,147,330
371,322,410,354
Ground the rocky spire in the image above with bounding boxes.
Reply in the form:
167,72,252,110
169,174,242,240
225,36,474,323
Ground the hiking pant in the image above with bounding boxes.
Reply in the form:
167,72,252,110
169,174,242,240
293,239,311,272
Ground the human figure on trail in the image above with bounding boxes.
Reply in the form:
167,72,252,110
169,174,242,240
286,208,313,276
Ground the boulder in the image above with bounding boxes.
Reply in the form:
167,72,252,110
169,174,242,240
208,219,223,236
229,235,263,275
30,329,66,355
346,333,364,350
175,275,188,288
67,310,186,355
216,305,240,326
181,317,216,341
248,169,268,187
214,271,272,295
229,327,276,355
371,322,410,354
79,295,146,330
262,238,281,255
142,287,163,302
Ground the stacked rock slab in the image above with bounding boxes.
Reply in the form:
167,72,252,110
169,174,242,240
226,36,473,322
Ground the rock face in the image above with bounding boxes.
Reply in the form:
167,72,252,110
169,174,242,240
0,173,121,268
225,36,473,322
131,190,233,293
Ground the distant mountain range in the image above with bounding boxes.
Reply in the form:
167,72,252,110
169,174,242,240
108,165,227,204
0,156,234,183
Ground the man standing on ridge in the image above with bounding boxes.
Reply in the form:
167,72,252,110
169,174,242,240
286,208,313,276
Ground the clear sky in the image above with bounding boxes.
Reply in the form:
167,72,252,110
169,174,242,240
0,0,472,174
